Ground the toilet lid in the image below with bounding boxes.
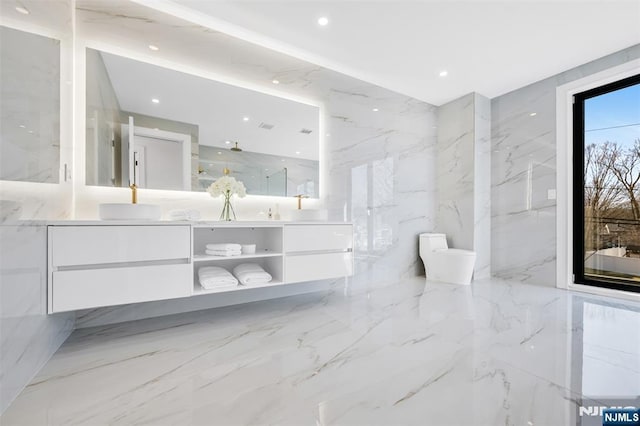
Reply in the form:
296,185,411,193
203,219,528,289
435,248,476,257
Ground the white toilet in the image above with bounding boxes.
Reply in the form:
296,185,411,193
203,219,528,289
419,233,476,285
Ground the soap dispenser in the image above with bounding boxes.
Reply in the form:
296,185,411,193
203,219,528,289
274,204,281,220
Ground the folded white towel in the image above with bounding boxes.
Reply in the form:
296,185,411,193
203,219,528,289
206,243,241,251
205,249,241,257
186,209,201,221
168,209,188,221
198,266,238,289
233,263,272,285
168,209,201,221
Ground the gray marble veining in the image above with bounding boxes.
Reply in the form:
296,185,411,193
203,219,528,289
491,44,640,286
436,93,491,278
0,225,74,413
474,94,492,279
2,276,638,425
0,0,75,415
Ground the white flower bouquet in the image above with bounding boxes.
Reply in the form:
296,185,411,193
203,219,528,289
207,175,246,221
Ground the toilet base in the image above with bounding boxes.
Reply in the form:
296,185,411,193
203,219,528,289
425,254,476,285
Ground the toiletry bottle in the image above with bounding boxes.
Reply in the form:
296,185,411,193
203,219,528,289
268,208,273,220
274,204,281,220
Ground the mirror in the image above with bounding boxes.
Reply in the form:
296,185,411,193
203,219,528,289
85,49,320,197
0,26,61,183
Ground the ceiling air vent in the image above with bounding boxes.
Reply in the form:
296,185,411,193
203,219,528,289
258,122,274,130
300,128,313,134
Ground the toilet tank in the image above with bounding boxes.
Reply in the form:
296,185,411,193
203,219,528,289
419,233,448,254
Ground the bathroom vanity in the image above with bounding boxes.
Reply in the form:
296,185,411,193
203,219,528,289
47,221,353,313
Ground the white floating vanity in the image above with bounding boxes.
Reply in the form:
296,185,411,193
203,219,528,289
47,221,353,313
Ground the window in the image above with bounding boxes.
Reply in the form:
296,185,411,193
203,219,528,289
573,74,640,292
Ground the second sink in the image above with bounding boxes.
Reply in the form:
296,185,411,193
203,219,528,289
99,203,162,220
290,209,328,221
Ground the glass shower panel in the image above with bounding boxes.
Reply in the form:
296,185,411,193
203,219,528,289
265,168,287,196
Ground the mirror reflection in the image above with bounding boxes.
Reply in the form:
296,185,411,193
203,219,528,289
85,48,320,197
0,26,60,183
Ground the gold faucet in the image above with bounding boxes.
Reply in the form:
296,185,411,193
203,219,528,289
130,184,138,204
294,194,309,210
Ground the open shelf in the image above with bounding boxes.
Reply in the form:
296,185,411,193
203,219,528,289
193,251,282,262
192,278,284,295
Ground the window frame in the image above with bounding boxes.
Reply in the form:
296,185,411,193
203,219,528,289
572,73,640,293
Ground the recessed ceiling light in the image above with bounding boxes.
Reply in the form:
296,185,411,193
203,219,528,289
529,112,537,117
19,124,25,128
272,79,279,84
281,159,286,162
317,17,329,26
151,98,159,104
148,44,159,51
296,151,301,155
27,130,34,134
372,108,379,112
15,5,29,14
217,151,222,155
243,117,249,122
439,70,448,77
225,140,231,145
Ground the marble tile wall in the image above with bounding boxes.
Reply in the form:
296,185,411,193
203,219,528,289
491,44,640,286
0,0,75,414
0,26,60,184
437,94,475,250
474,94,492,279
436,93,491,278
0,225,75,413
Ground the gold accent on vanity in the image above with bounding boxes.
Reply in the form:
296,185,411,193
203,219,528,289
294,194,309,210
130,184,138,204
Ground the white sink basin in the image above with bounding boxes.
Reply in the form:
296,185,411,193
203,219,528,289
99,203,161,220
290,209,328,221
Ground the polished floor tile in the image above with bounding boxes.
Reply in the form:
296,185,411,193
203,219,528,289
2,277,639,425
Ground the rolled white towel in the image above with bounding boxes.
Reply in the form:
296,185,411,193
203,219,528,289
198,266,238,289
205,249,241,257
206,243,241,251
233,263,272,285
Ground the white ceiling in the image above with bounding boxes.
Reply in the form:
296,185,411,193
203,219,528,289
167,0,640,105
100,51,320,160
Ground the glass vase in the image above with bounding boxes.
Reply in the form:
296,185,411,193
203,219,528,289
219,192,236,221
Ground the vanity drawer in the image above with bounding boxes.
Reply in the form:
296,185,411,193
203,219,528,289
284,225,353,253
49,225,190,267
51,263,191,312
285,252,353,283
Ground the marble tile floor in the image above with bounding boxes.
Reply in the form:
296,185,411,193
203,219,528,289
2,276,639,425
